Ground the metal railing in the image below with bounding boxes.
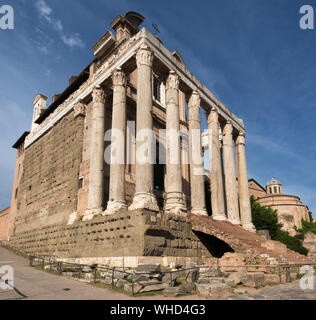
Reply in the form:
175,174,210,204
28,255,316,296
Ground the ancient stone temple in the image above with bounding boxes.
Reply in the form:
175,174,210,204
7,12,257,266
249,178,311,236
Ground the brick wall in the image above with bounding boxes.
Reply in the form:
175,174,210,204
14,110,84,234
0,207,10,242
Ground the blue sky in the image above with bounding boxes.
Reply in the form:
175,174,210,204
0,0,315,218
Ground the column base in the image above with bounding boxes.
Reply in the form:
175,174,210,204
67,212,78,225
165,203,187,216
165,192,187,216
191,208,208,216
129,193,159,212
242,222,256,233
212,214,227,221
228,218,242,225
83,208,103,221
104,200,127,215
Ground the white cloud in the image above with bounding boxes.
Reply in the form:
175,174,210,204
35,0,52,19
35,0,84,49
61,33,84,48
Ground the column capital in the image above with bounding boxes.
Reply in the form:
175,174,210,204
92,86,106,104
112,68,126,87
136,44,153,67
223,121,233,136
236,132,246,146
73,101,86,118
207,107,219,124
188,91,200,108
166,70,179,90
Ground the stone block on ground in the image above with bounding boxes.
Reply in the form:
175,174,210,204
82,266,92,273
218,253,245,271
185,262,199,283
163,283,195,297
136,263,161,274
162,273,178,287
135,274,150,283
116,279,128,289
242,272,265,288
225,271,247,286
196,283,232,298
200,266,222,277
124,282,168,295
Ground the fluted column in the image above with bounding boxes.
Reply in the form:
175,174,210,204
223,121,241,225
165,71,186,215
129,45,159,212
207,108,226,221
236,132,255,232
84,86,106,220
188,91,207,216
105,68,127,214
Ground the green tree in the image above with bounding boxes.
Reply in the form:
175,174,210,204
250,196,282,239
250,196,308,256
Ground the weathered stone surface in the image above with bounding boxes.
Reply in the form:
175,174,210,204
225,271,247,286
242,272,265,288
197,276,225,285
116,279,128,289
196,283,231,297
124,282,168,294
136,263,161,273
303,232,316,258
200,266,222,277
135,274,150,283
163,283,195,297
82,266,92,273
162,273,177,286
218,253,246,271
14,110,84,234
185,262,199,282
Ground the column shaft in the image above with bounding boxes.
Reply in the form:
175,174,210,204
129,45,159,211
188,91,207,216
165,71,186,214
236,133,255,232
223,121,241,225
207,108,226,221
84,86,106,220
105,68,127,214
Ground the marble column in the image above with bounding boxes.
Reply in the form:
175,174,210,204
105,68,127,214
84,86,106,220
223,121,241,225
165,71,186,215
188,91,207,216
236,132,255,232
207,108,226,221
129,45,159,212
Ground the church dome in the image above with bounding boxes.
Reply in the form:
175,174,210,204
267,177,281,186
266,177,282,195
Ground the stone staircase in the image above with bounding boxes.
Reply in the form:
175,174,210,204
188,213,314,265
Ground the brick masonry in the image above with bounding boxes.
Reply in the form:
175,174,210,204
14,110,84,234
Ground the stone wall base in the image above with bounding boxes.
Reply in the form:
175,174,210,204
9,209,215,264
56,256,217,268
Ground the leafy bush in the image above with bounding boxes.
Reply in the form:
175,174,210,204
250,196,308,256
